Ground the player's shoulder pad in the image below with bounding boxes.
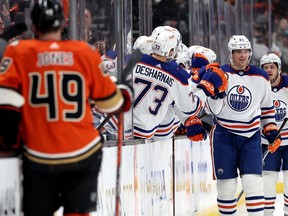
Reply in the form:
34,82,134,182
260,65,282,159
280,75,288,88
219,64,233,72
247,65,269,80
138,55,190,85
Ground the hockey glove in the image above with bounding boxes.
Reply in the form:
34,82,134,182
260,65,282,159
103,50,117,60
117,84,133,112
175,124,186,135
184,116,207,142
263,123,282,153
191,53,209,83
197,66,228,99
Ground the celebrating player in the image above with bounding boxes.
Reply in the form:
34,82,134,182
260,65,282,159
260,53,288,216
131,28,228,141
0,1,132,216
206,35,281,215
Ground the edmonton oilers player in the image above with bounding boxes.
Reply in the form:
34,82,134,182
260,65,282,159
206,35,281,216
131,29,228,141
260,53,288,216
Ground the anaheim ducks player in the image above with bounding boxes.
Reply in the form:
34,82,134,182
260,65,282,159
0,1,132,215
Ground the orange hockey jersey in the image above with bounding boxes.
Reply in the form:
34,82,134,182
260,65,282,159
0,39,123,164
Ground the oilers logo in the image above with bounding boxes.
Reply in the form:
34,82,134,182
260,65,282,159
274,100,287,121
227,85,251,111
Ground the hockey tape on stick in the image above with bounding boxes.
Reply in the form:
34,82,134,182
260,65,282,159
96,49,142,131
236,117,288,202
0,23,28,41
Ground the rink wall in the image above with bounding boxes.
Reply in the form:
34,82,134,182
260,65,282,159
3,137,284,215
95,137,215,215
0,137,215,216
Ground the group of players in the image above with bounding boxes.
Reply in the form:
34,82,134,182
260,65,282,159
123,27,287,215
0,0,287,215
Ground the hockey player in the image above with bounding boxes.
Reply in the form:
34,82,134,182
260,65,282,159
131,29,228,141
0,1,132,216
260,53,288,216
133,35,153,55
205,35,281,215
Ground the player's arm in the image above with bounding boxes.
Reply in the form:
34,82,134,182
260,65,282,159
89,48,132,115
93,85,132,115
0,87,24,150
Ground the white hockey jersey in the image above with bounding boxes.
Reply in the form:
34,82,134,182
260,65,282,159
261,75,288,145
207,64,276,138
131,54,202,139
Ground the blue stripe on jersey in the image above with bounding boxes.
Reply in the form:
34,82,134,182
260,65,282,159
140,54,189,85
217,115,260,124
261,106,275,111
220,64,269,81
226,127,259,134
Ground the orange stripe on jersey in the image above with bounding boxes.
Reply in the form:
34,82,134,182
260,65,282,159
264,201,275,205
217,204,237,209
134,131,155,139
261,110,275,115
246,201,265,206
221,121,259,129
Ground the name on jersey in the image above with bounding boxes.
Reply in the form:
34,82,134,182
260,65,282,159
135,65,174,87
37,51,74,67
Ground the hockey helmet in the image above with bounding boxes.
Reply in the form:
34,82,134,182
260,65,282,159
152,30,178,59
31,0,64,33
228,35,252,65
260,53,282,73
133,35,153,55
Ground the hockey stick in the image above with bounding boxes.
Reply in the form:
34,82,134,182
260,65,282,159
236,117,288,202
113,49,142,216
96,49,142,132
115,112,123,216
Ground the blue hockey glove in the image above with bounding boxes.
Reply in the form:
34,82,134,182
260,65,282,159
197,66,228,99
184,116,207,142
263,123,282,153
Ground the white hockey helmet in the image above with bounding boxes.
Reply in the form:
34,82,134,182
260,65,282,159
152,30,178,59
187,45,204,59
260,53,282,73
151,26,165,39
133,35,153,55
228,35,252,65
176,43,190,68
175,52,191,69
195,47,217,63
151,26,181,58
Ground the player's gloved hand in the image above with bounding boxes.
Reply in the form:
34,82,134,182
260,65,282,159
102,50,117,61
192,53,209,69
197,66,228,99
191,62,221,84
117,84,133,112
263,123,282,153
191,53,209,83
184,116,207,141
175,124,186,135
